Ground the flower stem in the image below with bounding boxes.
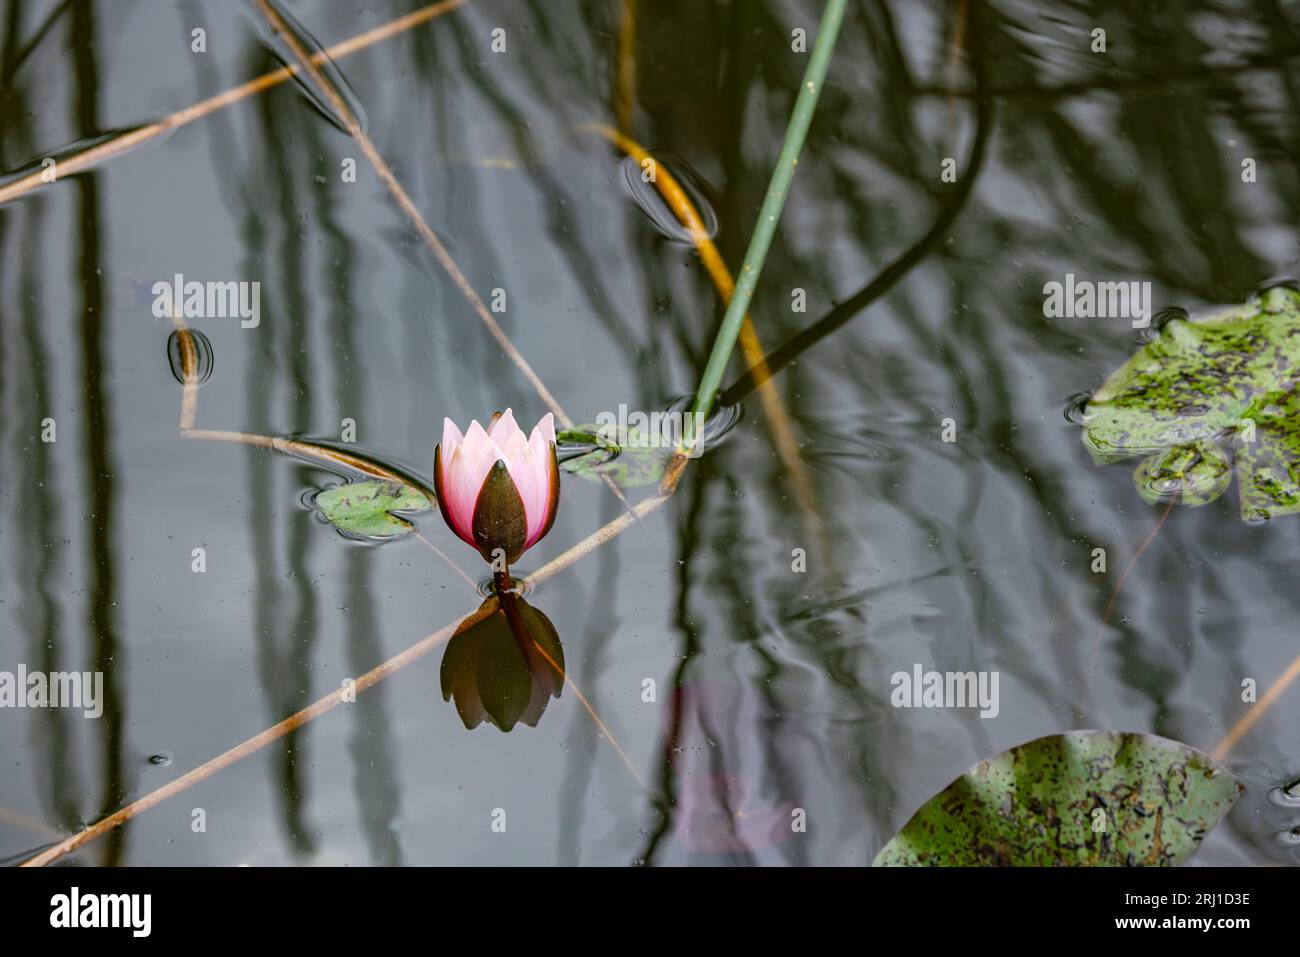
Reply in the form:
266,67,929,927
689,0,848,425
493,567,531,651
493,567,515,601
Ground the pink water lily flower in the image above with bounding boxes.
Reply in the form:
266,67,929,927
434,410,560,566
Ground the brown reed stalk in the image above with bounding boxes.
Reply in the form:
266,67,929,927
0,0,470,208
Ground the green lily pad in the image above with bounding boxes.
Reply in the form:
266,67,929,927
873,731,1242,867
558,425,674,488
1132,439,1232,507
1083,285,1300,519
313,480,432,541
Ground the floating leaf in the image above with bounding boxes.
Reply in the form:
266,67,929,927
557,425,674,488
312,480,432,541
1083,285,1300,519
873,731,1242,866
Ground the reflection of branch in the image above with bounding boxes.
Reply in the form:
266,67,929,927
415,533,477,589
912,47,1300,105
96,307,642,871
719,90,994,407
616,0,637,135
944,0,969,127
0,804,64,841
171,313,469,585
0,0,469,207
24,460,687,865
1086,496,1176,680
23,0,839,864
638,474,706,864
22,616,467,866
4,0,75,82
250,0,564,422
250,0,640,524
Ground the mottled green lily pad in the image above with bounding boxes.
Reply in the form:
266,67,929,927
1133,439,1232,507
1083,285,1300,520
313,480,432,540
558,425,674,488
873,731,1241,867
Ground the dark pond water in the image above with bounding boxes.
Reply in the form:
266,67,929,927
2,0,1299,866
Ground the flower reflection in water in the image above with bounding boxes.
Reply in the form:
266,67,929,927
667,681,798,857
440,588,564,732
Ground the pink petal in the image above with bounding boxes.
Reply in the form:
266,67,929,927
485,412,534,520
531,412,556,449
497,420,530,465
514,467,546,545
440,417,465,468
441,444,477,542
446,421,506,542
487,408,518,443
520,414,556,546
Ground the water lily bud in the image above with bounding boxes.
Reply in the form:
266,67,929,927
434,409,559,565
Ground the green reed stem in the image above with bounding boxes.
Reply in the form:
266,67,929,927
689,0,848,424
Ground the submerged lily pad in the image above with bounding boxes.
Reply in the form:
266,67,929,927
558,425,674,488
313,480,432,541
1083,285,1300,520
873,731,1242,867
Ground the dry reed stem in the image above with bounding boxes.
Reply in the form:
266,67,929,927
15,0,764,868
15,299,654,864
250,0,639,522
1213,651,1300,761
22,618,464,866
250,0,572,428
0,0,470,207
22,473,682,865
